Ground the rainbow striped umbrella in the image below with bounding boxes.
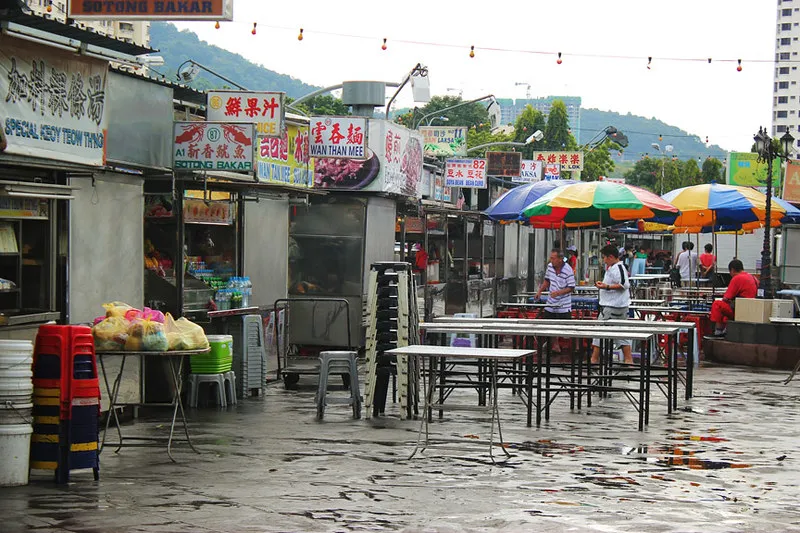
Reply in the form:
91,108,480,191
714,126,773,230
521,181,679,228
660,183,786,229
485,180,576,221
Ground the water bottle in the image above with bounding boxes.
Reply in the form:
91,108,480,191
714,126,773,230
242,277,252,307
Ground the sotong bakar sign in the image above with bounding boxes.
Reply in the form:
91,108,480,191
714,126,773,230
173,122,255,171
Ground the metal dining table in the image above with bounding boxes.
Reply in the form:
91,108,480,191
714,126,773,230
419,322,661,431
386,345,534,463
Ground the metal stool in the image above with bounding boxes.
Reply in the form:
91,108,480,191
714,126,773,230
316,351,361,420
189,373,227,408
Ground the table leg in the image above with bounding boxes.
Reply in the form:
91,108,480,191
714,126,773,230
166,355,199,462
686,326,695,400
645,338,652,427
536,336,543,427
638,339,646,431
409,355,433,460
438,356,445,420
526,343,534,427
544,337,552,422
666,334,673,415
99,354,126,453
489,359,511,462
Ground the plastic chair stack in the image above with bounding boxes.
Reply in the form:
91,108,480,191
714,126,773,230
316,351,361,420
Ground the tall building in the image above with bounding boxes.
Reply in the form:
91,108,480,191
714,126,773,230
773,0,800,156
23,0,150,48
498,96,582,143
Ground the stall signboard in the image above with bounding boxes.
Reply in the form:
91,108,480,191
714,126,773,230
312,119,423,197
434,172,452,202
445,158,487,189
68,0,234,19
784,160,800,203
0,197,49,219
183,199,234,225
173,122,254,171
255,124,313,188
532,151,584,171
727,151,780,191
396,216,424,234
0,34,109,166
420,126,467,156
513,160,543,183
486,151,522,177
544,163,561,181
207,91,284,138
308,116,367,159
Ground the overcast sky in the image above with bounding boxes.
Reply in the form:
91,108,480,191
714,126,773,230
175,0,777,152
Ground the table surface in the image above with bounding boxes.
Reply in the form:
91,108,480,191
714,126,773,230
770,317,800,325
386,345,534,360
97,349,211,356
438,316,696,330
777,290,800,297
499,302,549,308
207,307,261,319
421,323,657,341
630,306,710,315
630,275,670,280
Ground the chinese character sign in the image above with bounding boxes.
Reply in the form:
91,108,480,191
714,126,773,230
68,0,234,20
308,116,367,159
445,158,487,189
532,151,584,171
207,90,285,138
378,121,424,197
173,122,254,171
255,123,314,188
544,164,561,181
420,126,467,157
0,34,108,166
513,160,543,183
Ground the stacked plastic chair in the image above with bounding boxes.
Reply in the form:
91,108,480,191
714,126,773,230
31,325,100,484
229,315,267,398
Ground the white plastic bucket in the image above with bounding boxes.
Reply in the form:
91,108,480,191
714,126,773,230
0,402,32,425
0,341,33,405
0,424,32,486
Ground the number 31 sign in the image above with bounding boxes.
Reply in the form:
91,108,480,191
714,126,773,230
444,158,487,189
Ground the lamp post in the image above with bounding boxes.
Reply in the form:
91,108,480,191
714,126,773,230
650,142,673,195
466,130,543,154
753,126,794,299
426,116,449,126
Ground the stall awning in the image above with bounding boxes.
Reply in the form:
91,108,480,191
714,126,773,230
0,179,75,200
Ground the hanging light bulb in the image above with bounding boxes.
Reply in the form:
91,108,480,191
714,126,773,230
708,58,712,64
46,1,52,12
251,22,257,35
298,28,304,41
659,134,663,142
737,59,742,72
214,21,220,29
647,56,652,70
381,38,387,51
469,45,475,58
557,52,562,65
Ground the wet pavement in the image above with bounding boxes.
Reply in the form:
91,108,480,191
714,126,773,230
3,363,800,532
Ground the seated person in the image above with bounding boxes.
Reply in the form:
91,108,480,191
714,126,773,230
710,259,757,337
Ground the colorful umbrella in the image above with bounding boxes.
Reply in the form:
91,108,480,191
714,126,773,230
484,180,576,221
659,183,786,228
521,181,679,228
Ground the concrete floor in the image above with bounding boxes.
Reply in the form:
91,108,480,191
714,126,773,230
3,363,800,532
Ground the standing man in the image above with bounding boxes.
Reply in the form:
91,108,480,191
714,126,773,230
709,259,757,337
535,248,575,353
591,244,633,364
676,241,698,286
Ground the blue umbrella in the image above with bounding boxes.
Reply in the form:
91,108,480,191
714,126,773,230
484,180,576,221
774,197,800,223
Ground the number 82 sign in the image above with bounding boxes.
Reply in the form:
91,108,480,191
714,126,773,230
445,158,488,189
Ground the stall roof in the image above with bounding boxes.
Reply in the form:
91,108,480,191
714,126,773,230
110,65,207,107
0,0,154,56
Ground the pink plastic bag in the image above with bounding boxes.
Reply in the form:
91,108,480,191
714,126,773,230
142,307,165,323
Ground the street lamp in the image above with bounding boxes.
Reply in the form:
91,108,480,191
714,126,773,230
426,116,450,126
466,130,543,153
753,126,794,299
176,59,247,90
650,142,673,195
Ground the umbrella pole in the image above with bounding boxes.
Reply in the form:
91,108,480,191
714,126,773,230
735,232,739,259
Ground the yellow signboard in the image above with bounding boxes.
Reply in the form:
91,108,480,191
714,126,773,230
255,124,314,188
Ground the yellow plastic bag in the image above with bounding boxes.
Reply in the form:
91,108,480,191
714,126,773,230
92,317,129,351
126,319,168,352
103,301,134,319
164,313,209,351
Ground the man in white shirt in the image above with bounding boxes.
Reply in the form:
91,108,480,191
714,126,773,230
591,244,633,364
675,241,698,285
535,249,576,353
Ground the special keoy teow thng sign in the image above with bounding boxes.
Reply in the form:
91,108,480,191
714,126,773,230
68,0,234,19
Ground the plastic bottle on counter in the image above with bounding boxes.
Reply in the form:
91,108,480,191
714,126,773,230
242,277,252,307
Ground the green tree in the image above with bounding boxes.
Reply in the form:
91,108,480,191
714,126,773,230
543,100,572,151
701,157,724,183
512,105,546,159
397,95,490,130
623,157,662,191
288,95,350,116
465,129,514,158
582,140,619,182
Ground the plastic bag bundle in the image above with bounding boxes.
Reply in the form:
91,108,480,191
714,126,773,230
92,317,129,351
164,313,209,351
103,302,134,319
125,319,168,352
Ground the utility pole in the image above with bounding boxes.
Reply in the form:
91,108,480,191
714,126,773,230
515,82,531,100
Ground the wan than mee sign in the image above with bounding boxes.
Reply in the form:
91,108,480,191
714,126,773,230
68,0,233,19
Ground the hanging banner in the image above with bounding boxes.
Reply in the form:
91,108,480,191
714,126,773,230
68,0,234,20
183,199,233,225
207,90,284,138
532,151,584,171
255,123,313,188
309,116,367,159
173,122,254,171
312,119,423,198
544,163,561,181
420,126,467,156
0,34,108,166
784,160,800,203
513,160,543,183
727,151,781,191
445,158,487,188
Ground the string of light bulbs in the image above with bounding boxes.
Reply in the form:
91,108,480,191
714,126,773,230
207,19,785,70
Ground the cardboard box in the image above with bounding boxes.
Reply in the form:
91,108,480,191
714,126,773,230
734,298,773,323
772,299,795,319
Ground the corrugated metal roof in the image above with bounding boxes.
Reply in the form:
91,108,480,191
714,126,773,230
0,0,154,56
109,65,207,106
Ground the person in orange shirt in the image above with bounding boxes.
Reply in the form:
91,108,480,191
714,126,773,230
699,243,716,281
709,259,757,337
